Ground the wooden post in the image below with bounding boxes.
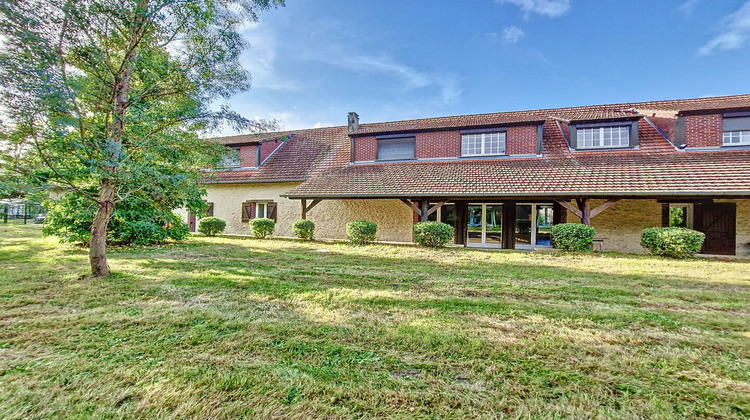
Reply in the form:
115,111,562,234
420,200,429,222
301,198,307,220
576,198,591,225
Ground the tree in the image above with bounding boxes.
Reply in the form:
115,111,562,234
0,0,283,276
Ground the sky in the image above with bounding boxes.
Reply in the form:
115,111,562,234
221,0,750,134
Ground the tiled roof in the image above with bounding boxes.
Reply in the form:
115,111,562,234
207,126,349,183
351,94,750,136
283,149,750,198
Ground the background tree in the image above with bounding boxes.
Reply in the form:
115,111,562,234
0,0,283,276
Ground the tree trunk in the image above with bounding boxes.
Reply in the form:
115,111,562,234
90,178,116,276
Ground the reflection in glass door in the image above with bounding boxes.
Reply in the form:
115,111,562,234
467,204,503,247
515,203,554,248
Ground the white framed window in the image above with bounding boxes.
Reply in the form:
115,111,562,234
723,131,750,145
221,146,241,167
723,116,750,146
576,126,630,149
461,132,506,156
256,202,267,218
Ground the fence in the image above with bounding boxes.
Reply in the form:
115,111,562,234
0,200,46,224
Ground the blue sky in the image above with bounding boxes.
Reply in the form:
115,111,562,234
224,0,750,133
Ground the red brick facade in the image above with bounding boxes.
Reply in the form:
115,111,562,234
416,130,460,159
684,114,722,148
354,136,377,161
239,145,257,167
506,125,538,155
260,139,284,163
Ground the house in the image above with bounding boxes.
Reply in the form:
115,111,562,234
186,94,750,256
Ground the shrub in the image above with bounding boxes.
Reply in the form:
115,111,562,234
198,217,226,237
250,218,275,239
43,192,190,246
346,220,377,245
641,227,705,259
292,219,315,241
550,223,596,252
413,221,454,248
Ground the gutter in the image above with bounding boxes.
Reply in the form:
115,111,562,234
281,190,750,199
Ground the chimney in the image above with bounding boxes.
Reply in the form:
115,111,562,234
347,112,359,133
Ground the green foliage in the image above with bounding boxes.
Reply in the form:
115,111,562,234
551,223,596,252
346,220,377,245
641,227,705,259
43,192,189,246
292,219,315,241
198,217,226,237
250,218,275,239
413,221,454,248
669,207,687,227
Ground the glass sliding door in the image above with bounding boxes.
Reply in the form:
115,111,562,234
515,203,554,248
467,205,483,244
485,205,503,246
466,204,503,247
515,204,533,246
536,205,554,246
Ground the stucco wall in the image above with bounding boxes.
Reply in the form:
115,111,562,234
181,183,414,242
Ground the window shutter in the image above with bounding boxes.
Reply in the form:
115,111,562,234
242,202,256,222
661,204,669,227
267,202,278,222
207,202,214,217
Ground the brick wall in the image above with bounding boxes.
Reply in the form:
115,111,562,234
260,139,283,163
416,130,460,159
685,114,722,148
506,125,538,155
239,145,257,167
353,136,377,161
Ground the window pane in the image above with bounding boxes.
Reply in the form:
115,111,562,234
462,132,505,156
723,130,750,146
577,126,629,149
377,137,415,160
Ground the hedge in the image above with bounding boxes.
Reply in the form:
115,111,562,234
198,217,226,237
641,227,705,258
413,221,454,248
550,223,596,252
346,220,377,245
250,218,275,239
292,219,315,241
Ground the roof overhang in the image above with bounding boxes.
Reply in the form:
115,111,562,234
282,191,750,200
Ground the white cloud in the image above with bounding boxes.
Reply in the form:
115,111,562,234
496,0,570,18
501,26,525,43
240,24,301,91
698,1,750,55
679,0,701,15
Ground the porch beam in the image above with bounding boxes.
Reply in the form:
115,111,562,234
426,200,448,217
576,198,592,225
399,199,421,215
420,200,429,222
554,200,583,219
301,198,323,219
590,198,621,218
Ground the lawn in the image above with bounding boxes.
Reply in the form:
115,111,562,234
1,224,749,419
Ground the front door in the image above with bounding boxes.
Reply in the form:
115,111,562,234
515,203,555,248
700,203,736,255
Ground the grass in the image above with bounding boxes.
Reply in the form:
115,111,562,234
1,224,749,419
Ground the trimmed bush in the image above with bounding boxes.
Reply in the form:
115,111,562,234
413,221,454,248
551,223,596,252
641,227,705,259
250,218,275,239
346,220,377,245
292,219,315,241
198,217,226,237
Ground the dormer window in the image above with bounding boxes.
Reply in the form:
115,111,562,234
221,146,241,167
377,136,415,161
570,121,637,150
576,126,629,149
722,114,750,146
461,131,506,156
